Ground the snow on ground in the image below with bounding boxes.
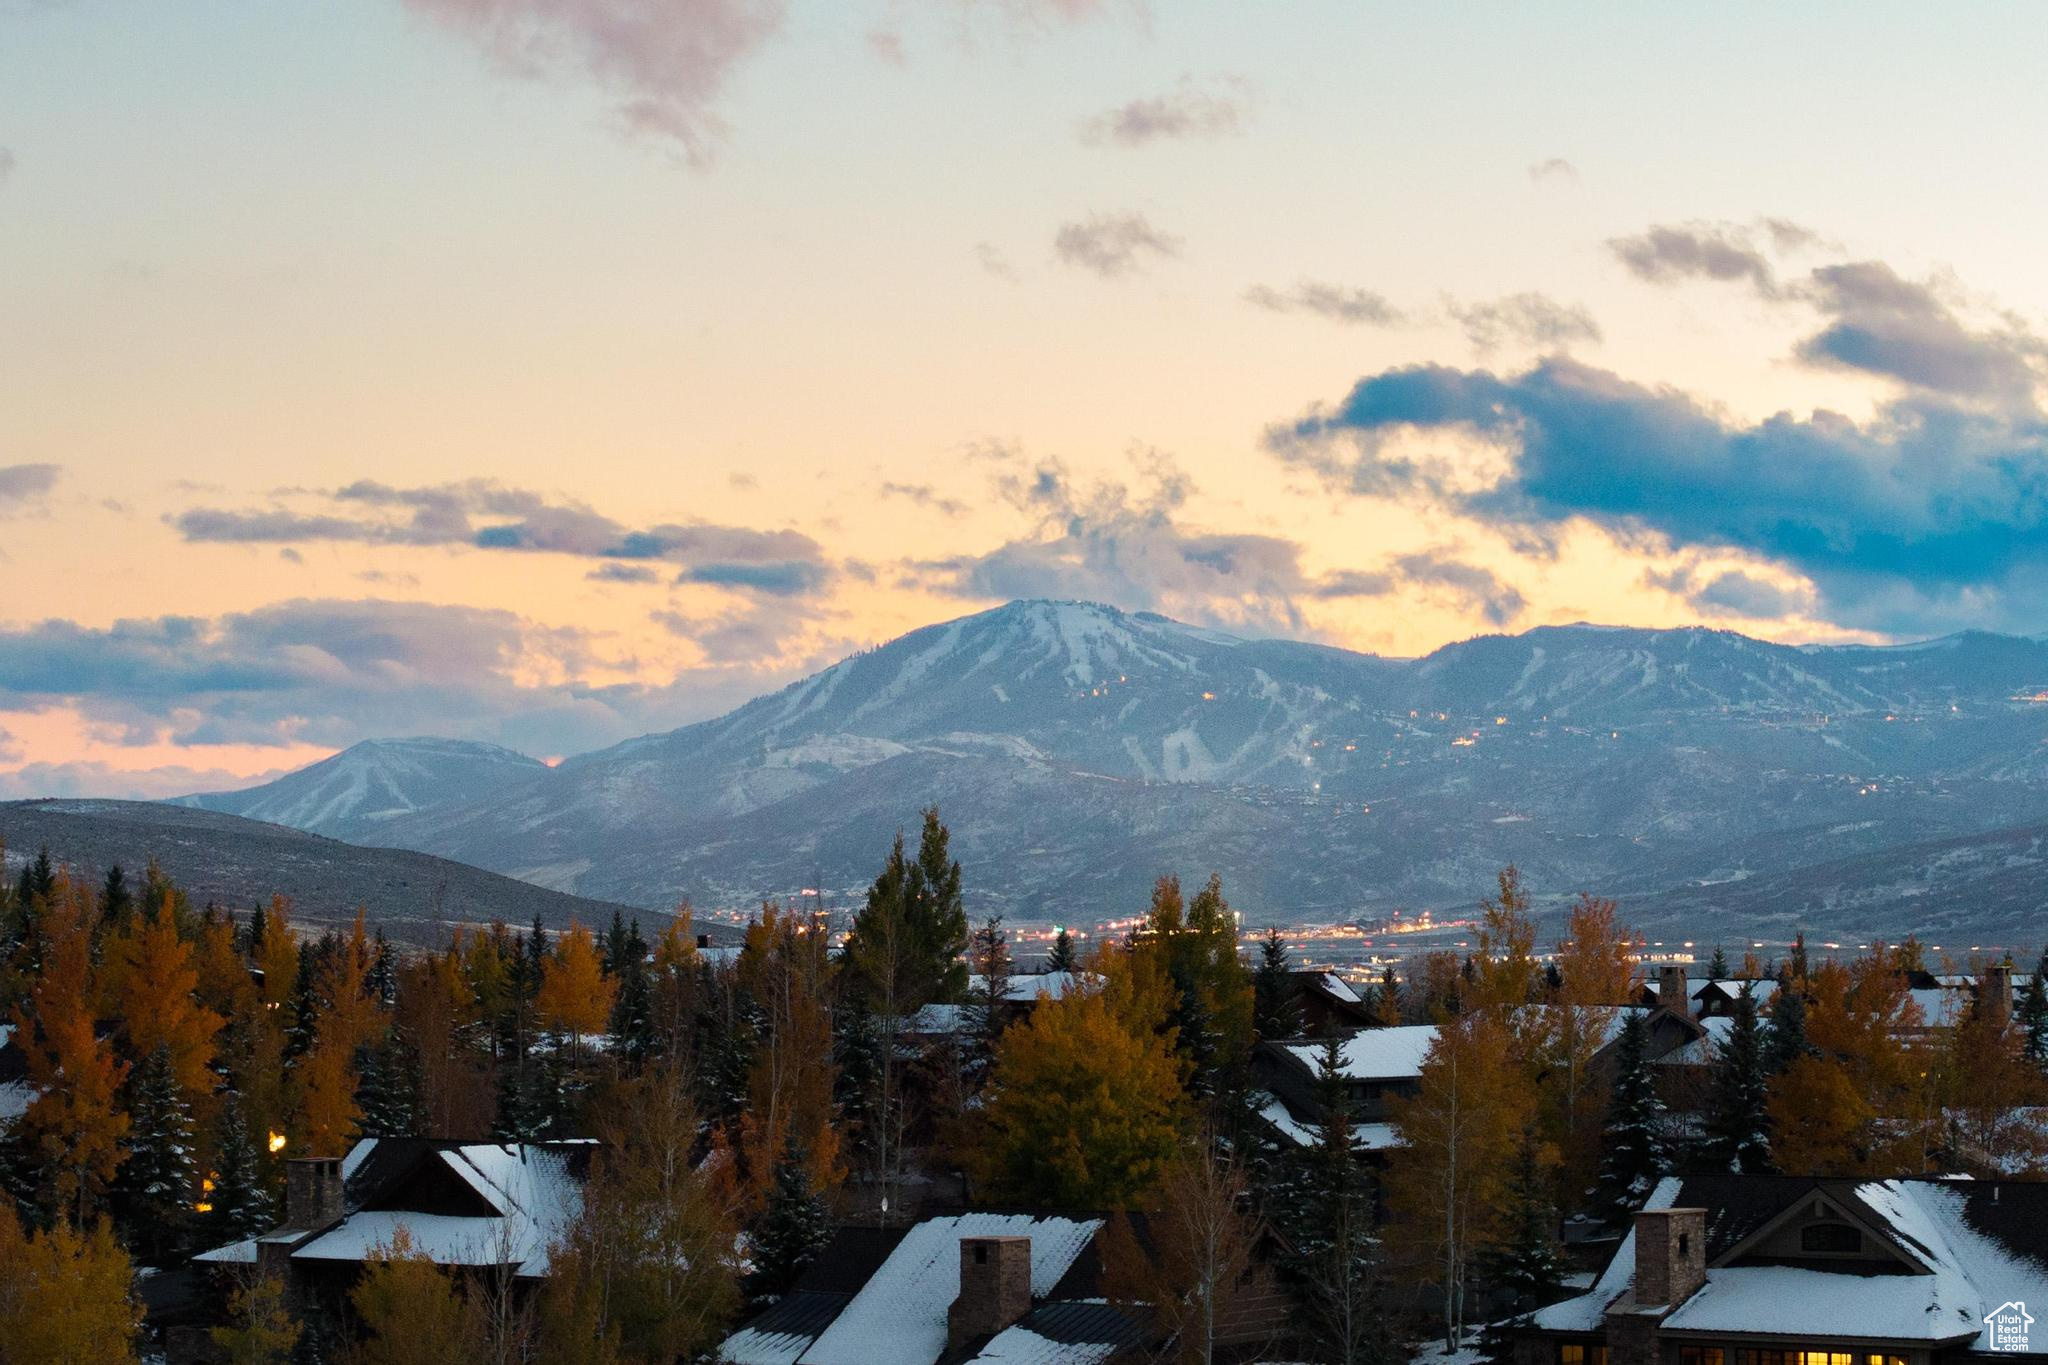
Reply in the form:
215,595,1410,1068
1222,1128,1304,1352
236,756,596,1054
799,1213,1102,1365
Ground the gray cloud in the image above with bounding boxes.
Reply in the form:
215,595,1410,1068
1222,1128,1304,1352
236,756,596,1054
1078,76,1252,147
172,479,834,594
0,148,14,184
1794,261,2044,404
1527,157,1576,184
975,241,1021,282
0,463,59,507
399,0,787,164
1609,221,1781,294
588,563,661,584
1271,354,2048,635
1244,281,1402,326
0,597,821,762
1053,212,1180,278
915,448,1524,636
1611,220,2043,404
880,482,969,517
1448,292,1601,354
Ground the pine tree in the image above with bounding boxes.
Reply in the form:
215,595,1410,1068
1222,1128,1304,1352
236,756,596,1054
493,1056,555,1142
99,865,133,934
207,1092,275,1241
1046,927,1078,973
120,1043,197,1257
832,992,883,1164
1480,1125,1566,1313
2018,958,2048,1069
242,899,268,960
369,927,397,1008
603,911,631,978
751,1131,833,1302
1370,966,1403,1026
356,1026,422,1139
1594,1012,1667,1223
1767,985,1810,1075
968,913,1013,1071
1253,929,1303,1039
1705,988,1772,1172
1279,1033,1402,1365
1707,945,1730,979
611,951,655,1070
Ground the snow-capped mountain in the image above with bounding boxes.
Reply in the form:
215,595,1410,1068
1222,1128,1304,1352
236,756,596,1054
186,602,2048,938
179,737,546,844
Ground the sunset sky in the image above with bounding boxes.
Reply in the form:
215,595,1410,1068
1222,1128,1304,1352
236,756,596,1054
5,1,2048,797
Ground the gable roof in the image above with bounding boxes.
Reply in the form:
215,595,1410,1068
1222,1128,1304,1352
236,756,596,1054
1275,1025,1437,1083
195,1138,593,1278
1530,1175,2048,1350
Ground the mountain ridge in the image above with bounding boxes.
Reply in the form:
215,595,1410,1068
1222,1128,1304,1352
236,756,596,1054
160,600,2048,937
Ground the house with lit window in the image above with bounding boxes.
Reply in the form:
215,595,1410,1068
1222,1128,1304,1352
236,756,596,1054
1511,1174,2048,1365
189,1138,593,1348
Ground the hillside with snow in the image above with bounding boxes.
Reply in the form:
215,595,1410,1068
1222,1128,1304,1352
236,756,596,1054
181,601,2048,938
179,737,547,843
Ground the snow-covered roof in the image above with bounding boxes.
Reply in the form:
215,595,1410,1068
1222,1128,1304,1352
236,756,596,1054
1695,979,1778,1005
1532,1176,2048,1350
1255,1091,1398,1151
195,1140,587,1278
967,971,1086,1003
1655,1015,1734,1067
966,1324,1118,1364
0,1080,32,1126
1319,973,1362,1005
1530,1177,1681,1332
1279,1025,1437,1082
796,1213,1102,1365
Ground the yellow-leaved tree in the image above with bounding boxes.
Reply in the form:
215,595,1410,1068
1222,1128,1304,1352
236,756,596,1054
0,1204,142,1364
976,943,1190,1208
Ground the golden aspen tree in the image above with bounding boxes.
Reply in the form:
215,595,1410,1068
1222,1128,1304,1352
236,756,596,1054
538,920,616,1047
0,1205,142,1364
11,875,130,1223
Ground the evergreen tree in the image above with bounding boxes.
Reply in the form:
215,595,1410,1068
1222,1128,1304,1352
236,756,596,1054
603,911,631,977
832,992,883,1162
368,927,397,1008
243,898,268,959
120,1043,196,1257
1766,986,1810,1075
1594,1012,1666,1223
493,1055,556,1141
611,948,656,1070
1169,967,1218,1096
751,1132,833,1303
1253,929,1303,1039
207,1093,275,1241
1477,1125,1565,1313
284,947,321,1062
19,844,55,907
968,913,1013,1076
1370,966,1403,1026
2018,957,2048,1069
99,865,132,933
1705,988,1772,1172
356,1026,422,1139
1277,1032,1401,1365
1046,927,1078,973
1707,945,1730,979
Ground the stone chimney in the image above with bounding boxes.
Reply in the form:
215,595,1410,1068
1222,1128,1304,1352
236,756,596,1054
1658,965,1691,1018
1633,1208,1707,1309
286,1157,345,1230
1983,963,2013,1027
948,1236,1032,1351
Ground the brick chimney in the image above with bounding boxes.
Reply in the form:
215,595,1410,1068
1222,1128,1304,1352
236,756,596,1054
948,1236,1032,1350
286,1157,345,1230
1658,965,1691,1018
1983,963,2013,1027
1633,1208,1706,1309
